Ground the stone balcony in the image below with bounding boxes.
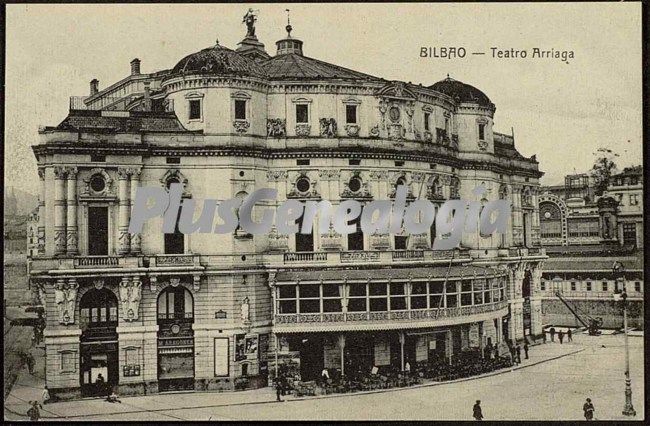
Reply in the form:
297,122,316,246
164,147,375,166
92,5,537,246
274,300,509,333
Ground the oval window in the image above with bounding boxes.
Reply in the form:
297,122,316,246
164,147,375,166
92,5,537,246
90,175,106,193
296,177,311,193
349,177,362,193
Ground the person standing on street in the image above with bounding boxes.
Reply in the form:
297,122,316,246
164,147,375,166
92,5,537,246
583,398,595,420
27,401,42,421
558,330,564,344
550,327,556,342
473,400,483,421
541,329,547,344
515,344,522,363
523,342,529,359
42,386,50,405
274,375,283,401
567,328,573,342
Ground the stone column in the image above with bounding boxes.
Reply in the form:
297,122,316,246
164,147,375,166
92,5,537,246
117,168,131,255
510,265,526,341
529,263,544,338
338,334,346,376
399,331,405,371
37,168,46,255
65,167,78,255
129,168,142,254
53,167,67,255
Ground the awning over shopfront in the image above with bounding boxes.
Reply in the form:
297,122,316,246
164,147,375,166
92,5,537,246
275,264,505,283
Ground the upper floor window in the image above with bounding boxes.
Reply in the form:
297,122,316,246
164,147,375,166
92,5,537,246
634,282,641,292
629,194,639,205
90,154,106,162
570,282,576,291
540,281,546,291
235,100,247,120
189,99,201,120
424,112,430,131
602,282,608,291
296,104,309,124
586,282,592,291
478,123,486,140
346,105,357,124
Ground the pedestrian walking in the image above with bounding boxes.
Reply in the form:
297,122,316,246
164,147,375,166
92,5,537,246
567,328,572,342
550,327,556,342
473,400,483,421
26,352,35,375
27,401,42,421
510,345,517,365
583,398,595,420
542,329,547,344
558,330,564,344
515,344,522,363
42,386,50,405
523,342,529,359
274,375,283,402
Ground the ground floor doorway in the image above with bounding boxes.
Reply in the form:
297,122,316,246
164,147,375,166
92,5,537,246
80,342,118,397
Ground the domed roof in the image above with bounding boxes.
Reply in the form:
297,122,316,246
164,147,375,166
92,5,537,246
171,44,266,79
429,77,493,108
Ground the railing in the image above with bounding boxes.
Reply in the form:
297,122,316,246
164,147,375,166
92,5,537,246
392,250,424,261
154,255,196,266
284,252,328,263
275,300,508,325
75,256,119,267
340,251,380,263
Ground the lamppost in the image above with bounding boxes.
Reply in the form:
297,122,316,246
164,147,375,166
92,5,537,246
612,261,636,417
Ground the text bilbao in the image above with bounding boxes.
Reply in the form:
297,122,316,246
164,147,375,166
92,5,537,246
128,184,510,251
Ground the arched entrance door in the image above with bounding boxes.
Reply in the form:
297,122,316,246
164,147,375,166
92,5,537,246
79,288,119,397
157,285,195,392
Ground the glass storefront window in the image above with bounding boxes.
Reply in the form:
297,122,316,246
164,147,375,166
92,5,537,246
349,284,367,297
322,284,339,297
446,294,458,307
429,294,442,308
299,299,320,313
369,283,387,296
411,296,427,309
370,298,387,311
279,300,296,313
390,296,407,310
460,293,472,306
299,285,319,298
279,285,296,298
348,298,367,311
323,299,342,312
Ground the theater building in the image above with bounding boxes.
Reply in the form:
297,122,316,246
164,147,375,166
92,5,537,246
538,168,644,329
29,15,546,399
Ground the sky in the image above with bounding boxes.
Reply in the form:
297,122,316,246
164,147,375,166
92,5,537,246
5,3,643,196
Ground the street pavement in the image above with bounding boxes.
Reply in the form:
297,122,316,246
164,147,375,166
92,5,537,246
4,332,644,421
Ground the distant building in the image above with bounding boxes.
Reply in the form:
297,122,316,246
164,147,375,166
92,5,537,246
537,167,644,329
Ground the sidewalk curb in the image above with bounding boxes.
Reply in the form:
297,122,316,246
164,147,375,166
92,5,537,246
19,347,584,419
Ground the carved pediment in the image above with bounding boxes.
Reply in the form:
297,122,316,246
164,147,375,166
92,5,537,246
375,81,418,101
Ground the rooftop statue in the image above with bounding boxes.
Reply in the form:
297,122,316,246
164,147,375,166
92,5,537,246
243,8,258,38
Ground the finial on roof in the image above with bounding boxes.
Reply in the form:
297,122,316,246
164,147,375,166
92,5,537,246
447,73,450,79
215,38,220,46
285,9,292,37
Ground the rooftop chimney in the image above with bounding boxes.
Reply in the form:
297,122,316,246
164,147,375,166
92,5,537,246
130,58,141,75
90,79,99,95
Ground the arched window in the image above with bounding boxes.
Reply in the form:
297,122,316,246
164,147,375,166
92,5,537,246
80,288,118,326
157,286,194,321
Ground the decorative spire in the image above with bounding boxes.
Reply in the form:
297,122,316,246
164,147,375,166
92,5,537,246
285,9,292,37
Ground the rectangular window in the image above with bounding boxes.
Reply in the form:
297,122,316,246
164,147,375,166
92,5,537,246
166,157,181,164
346,105,357,124
629,194,639,205
296,104,309,123
478,123,485,140
61,351,76,373
394,235,408,250
189,99,201,120
570,282,576,291
634,282,641,292
540,281,546,291
586,282,592,291
296,159,310,166
395,161,404,167
349,159,361,166
602,282,608,292
235,100,246,120
90,154,106,162
214,338,230,377
424,112,430,131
